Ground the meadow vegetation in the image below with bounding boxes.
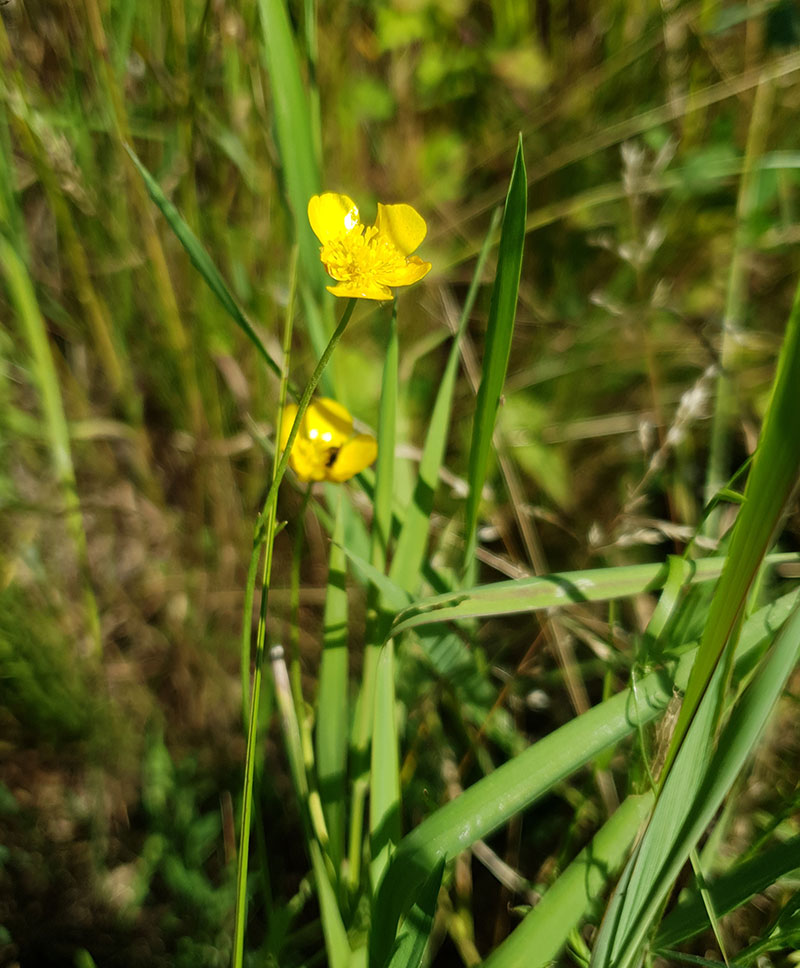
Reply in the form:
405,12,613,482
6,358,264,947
2,0,800,966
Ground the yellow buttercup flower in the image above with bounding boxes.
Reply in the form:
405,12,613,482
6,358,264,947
280,397,378,483
308,193,432,301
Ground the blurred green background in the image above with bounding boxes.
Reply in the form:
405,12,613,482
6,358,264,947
2,0,800,965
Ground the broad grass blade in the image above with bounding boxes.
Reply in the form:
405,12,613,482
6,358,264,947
482,793,655,968
463,136,527,569
125,145,282,379
662,277,800,780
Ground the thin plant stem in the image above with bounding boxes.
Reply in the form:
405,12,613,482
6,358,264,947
232,295,355,968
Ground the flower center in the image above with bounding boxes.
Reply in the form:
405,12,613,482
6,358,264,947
320,227,405,284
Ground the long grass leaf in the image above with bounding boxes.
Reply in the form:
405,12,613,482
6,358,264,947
463,136,526,569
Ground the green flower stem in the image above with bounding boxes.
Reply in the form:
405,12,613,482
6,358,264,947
256,297,357,541
232,295,356,968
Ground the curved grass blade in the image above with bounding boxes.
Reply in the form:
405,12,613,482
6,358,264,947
463,136,527,569
390,553,799,637
125,145,282,380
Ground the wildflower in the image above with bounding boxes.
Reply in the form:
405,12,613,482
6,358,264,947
280,397,378,483
308,193,432,300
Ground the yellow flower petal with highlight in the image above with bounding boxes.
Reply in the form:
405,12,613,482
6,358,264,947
308,193,432,301
280,398,377,483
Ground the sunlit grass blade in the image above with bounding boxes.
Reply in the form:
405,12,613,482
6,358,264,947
655,833,800,949
662,274,800,782
483,793,655,968
389,206,502,594
317,495,349,873
463,135,526,570
124,145,282,380
390,553,799,637
590,598,800,968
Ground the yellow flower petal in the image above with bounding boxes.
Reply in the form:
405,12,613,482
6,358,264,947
326,280,394,301
375,203,428,255
377,256,432,288
306,398,353,446
326,433,378,482
308,193,360,244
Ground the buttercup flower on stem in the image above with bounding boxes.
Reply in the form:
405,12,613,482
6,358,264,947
280,397,378,483
308,193,432,300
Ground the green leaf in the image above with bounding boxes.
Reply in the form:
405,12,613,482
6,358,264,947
464,135,527,568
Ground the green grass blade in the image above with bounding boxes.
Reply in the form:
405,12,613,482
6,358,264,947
662,274,800,782
591,599,800,968
370,641,401,892
389,206,502,594
316,495,350,872
124,144,282,380
463,136,526,569
655,834,800,948
483,793,655,968
389,553,799,637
